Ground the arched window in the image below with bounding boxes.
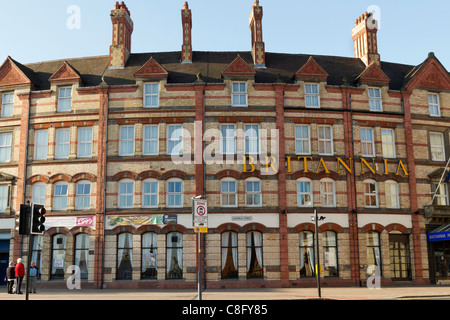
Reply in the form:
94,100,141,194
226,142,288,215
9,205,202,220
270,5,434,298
142,232,158,279
167,179,183,208
246,231,263,278
32,182,46,206
51,234,66,279
367,231,382,276
117,233,133,280
31,235,43,279
166,232,183,279
221,178,237,207
221,231,238,279
322,231,338,277
142,179,158,208
245,178,261,207
364,179,378,208
75,181,91,210
385,180,399,209
53,181,68,211
320,178,335,207
297,178,312,207
74,233,89,279
118,179,134,209
299,231,315,277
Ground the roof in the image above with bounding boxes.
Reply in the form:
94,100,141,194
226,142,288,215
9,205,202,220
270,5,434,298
18,51,422,91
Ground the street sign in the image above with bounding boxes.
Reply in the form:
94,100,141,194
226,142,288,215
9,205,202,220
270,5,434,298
194,226,208,233
193,198,208,228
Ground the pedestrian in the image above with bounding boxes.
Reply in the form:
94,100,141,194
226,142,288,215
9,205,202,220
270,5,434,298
15,258,25,294
5,261,15,294
29,261,38,293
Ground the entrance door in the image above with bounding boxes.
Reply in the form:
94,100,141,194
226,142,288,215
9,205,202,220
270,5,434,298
389,234,412,281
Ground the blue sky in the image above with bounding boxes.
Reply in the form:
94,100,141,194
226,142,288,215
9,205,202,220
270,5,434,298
1,0,449,69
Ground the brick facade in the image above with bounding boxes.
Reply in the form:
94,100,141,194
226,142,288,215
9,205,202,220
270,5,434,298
0,2,449,289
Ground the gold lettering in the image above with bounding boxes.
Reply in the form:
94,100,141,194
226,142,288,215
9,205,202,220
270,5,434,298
337,157,352,174
361,158,376,174
243,156,256,173
298,156,313,173
265,156,278,173
286,156,292,173
396,160,409,176
384,159,389,175
316,157,331,174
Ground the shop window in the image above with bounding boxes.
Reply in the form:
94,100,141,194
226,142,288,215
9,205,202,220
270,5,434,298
117,233,133,280
166,232,183,279
142,232,158,279
75,234,89,279
51,234,66,279
246,231,263,279
221,231,238,279
299,231,315,278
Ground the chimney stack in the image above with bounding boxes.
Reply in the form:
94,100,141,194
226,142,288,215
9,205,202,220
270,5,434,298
352,12,380,67
181,2,193,63
109,1,134,69
249,0,266,68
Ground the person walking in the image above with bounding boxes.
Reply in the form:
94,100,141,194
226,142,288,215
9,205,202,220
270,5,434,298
15,258,25,294
5,262,15,294
29,261,38,293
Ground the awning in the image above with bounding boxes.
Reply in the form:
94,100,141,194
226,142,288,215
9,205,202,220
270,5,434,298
428,224,450,242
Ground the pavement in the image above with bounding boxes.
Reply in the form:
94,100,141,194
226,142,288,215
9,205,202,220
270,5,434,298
1,285,450,300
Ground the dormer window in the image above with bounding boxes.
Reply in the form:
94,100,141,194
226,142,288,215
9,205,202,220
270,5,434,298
305,83,320,108
57,87,72,112
429,93,440,117
231,82,248,107
1,93,14,118
144,83,159,108
368,87,382,112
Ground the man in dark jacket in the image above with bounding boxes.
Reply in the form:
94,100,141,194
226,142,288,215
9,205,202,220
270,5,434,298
6,262,15,294
15,258,25,294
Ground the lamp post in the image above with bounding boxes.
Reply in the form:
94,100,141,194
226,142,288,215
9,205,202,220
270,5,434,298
312,209,326,299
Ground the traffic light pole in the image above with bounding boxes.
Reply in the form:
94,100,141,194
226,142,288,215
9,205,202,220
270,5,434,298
314,209,321,299
25,232,32,301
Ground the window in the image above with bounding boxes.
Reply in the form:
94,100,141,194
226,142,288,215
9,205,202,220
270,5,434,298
299,231,315,277
167,125,183,156
31,236,43,278
368,88,382,111
434,183,449,206
74,234,89,279
57,87,72,112
360,128,375,157
295,125,311,155
0,132,12,163
78,127,93,158
385,181,399,209
232,82,248,107
32,183,46,206
119,126,135,156
221,231,238,279
245,179,261,207
142,232,158,279
53,182,68,211
246,231,263,278
305,84,320,108
167,179,183,208
118,179,134,209
364,180,378,208
117,233,133,280
320,179,335,207
221,178,237,207
429,93,440,117
51,234,66,279
318,125,333,155
220,124,236,155
322,231,338,277
55,129,70,159
143,125,159,155
0,185,8,213
297,178,312,207
430,132,445,161
381,129,396,158
142,179,158,208
75,181,91,210
34,130,48,160
166,232,183,279
144,83,159,108
244,124,259,155
1,93,14,117
367,231,382,276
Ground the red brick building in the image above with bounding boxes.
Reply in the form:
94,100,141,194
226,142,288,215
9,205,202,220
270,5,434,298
0,1,449,289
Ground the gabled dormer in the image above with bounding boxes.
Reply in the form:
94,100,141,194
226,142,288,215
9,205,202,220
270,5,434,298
49,61,82,84
355,61,390,86
135,57,168,109
0,56,33,89
294,56,329,82
134,57,169,80
222,55,256,79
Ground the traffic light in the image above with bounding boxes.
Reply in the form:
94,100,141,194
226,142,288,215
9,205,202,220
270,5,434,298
18,204,31,235
31,204,46,234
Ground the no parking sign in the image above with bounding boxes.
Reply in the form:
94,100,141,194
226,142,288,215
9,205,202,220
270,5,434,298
193,198,208,231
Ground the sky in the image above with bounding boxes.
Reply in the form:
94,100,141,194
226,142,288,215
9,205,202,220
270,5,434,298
0,0,449,68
